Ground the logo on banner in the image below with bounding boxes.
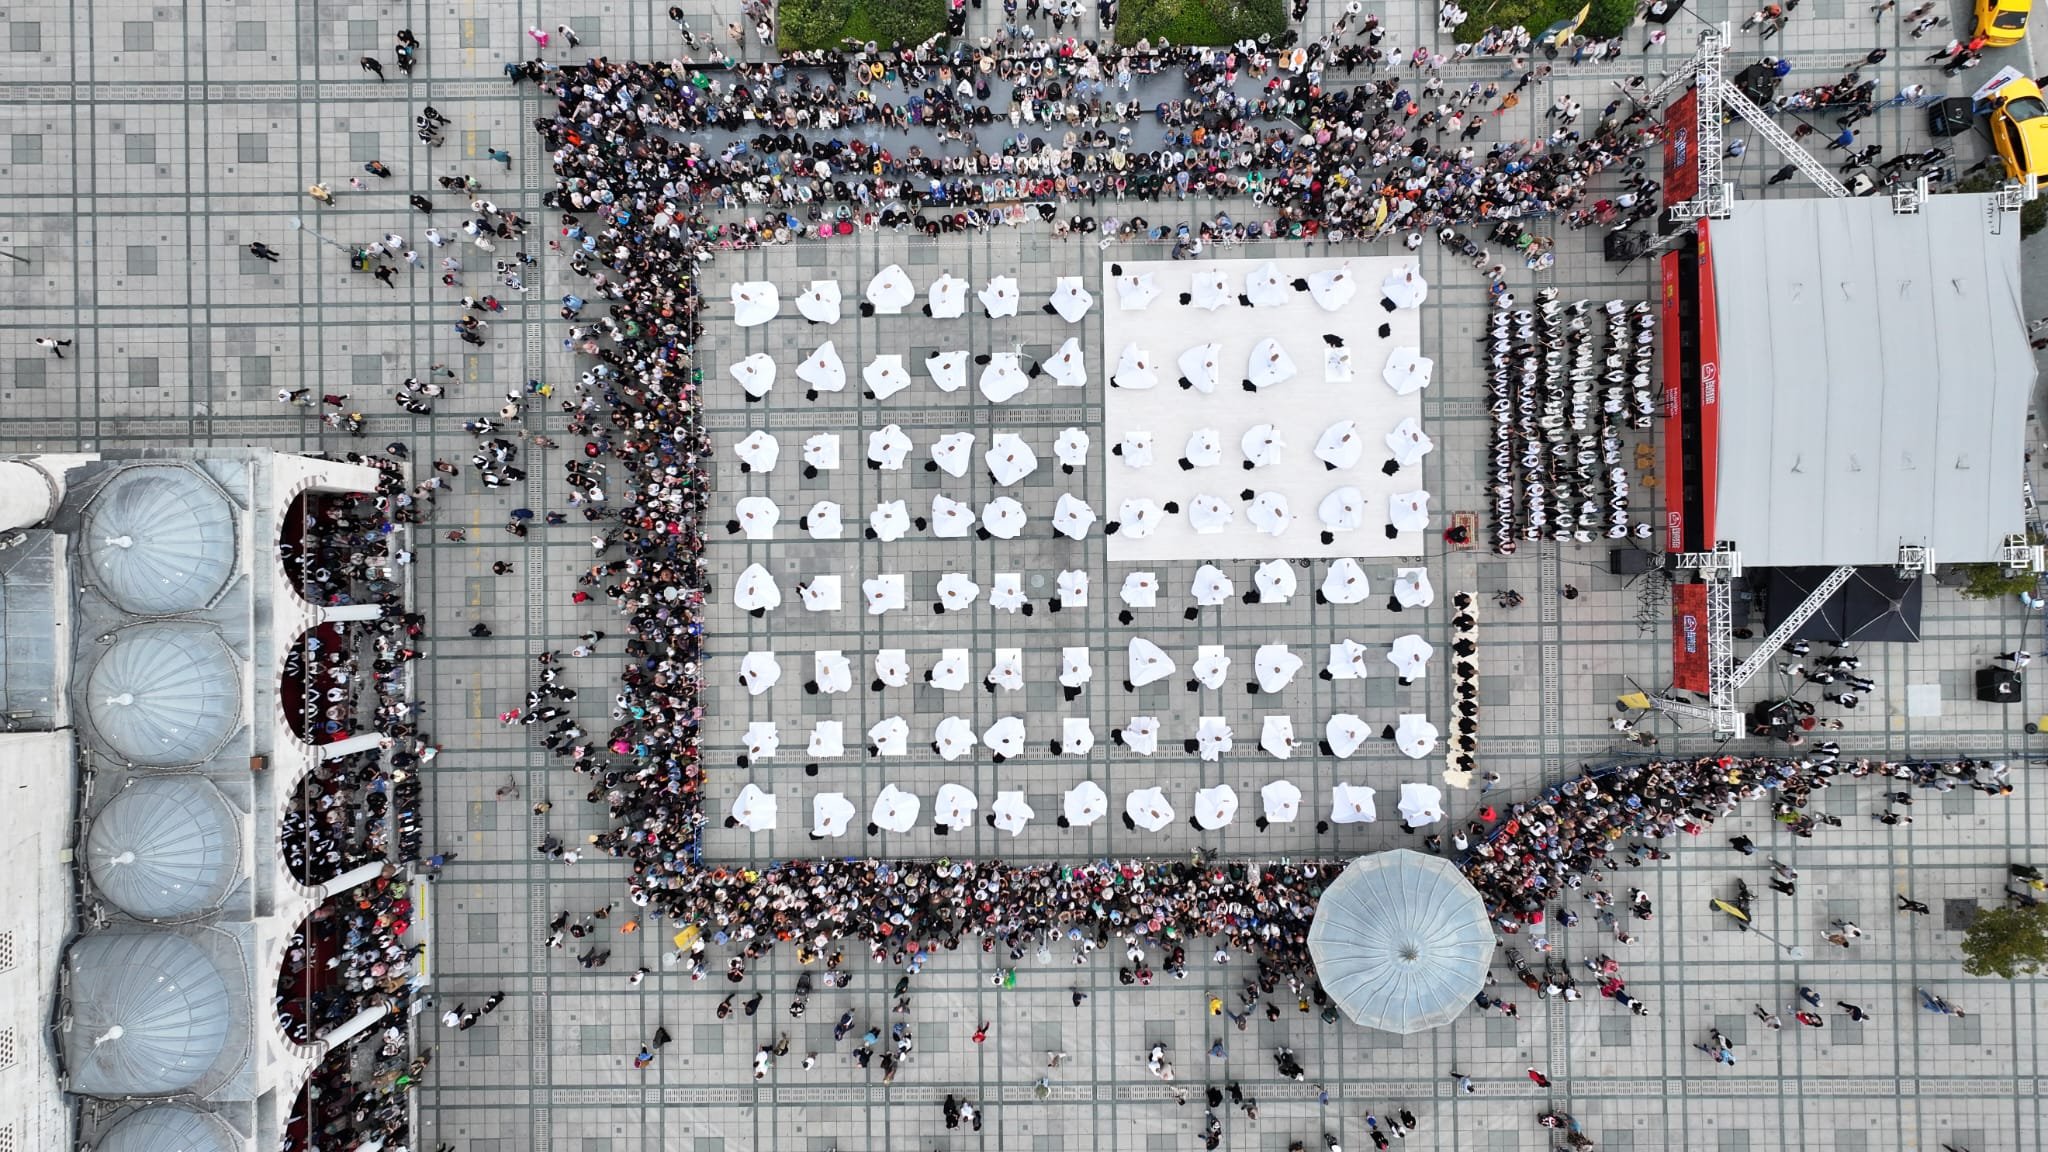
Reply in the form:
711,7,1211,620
1701,362,1718,405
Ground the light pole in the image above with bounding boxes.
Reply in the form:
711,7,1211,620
287,216,353,255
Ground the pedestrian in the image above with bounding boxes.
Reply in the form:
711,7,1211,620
487,147,513,167
360,55,385,79
1998,650,2032,668
1527,1067,1551,1088
249,241,281,262
1897,894,1932,915
33,337,72,358
1826,127,1857,151
1729,834,1757,855
1767,164,1799,184
1838,1001,1871,1021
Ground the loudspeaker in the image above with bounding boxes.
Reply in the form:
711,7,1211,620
1977,666,2023,703
1604,230,1645,262
1609,547,1659,576
1931,97,1976,138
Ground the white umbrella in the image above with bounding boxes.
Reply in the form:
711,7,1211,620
867,716,909,757
1241,425,1283,469
934,783,979,830
862,574,906,615
867,424,912,470
1190,565,1234,606
799,575,841,612
927,273,969,319
933,715,978,761
1318,488,1363,539
1116,433,1155,469
1388,634,1435,681
731,352,777,399
1045,337,1088,388
1398,781,1445,827
735,429,780,472
1112,498,1166,538
804,501,844,540
931,494,976,539
979,353,1029,403
1054,427,1089,470
1125,787,1174,832
1393,568,1435,608
983,716,1027,760
868,500,911,543
991,791,1036,835
936,572,981,613
1127,637,1175,687
930,431,974,477
1325,714,1369,758
1382,348,1434,396
801,433,841,473
1389,490,1431,533
1380,265,1428,310
731,281,780,327
812,650,853,694
1049,276,1093,322
1119,716,1160,755
1326,639,1371,681
733,564,781,613
1059,717,1095,755
864,354,911,400
1194,785,1239,829
1260,717,1298,760
1191,646,1231,690
1395,714,1440,760
1307,265,1357,312
1195,716,1233,761
732,495,780,539
1254,644,1303,693
1114,271,1160,310
743,721,780,761
1253,560,1297,604
1188,493,1234,534
1246,337,1297,390
1330,783,1377,825
1112,344,1158,390
929,649,971,692
730,784,777,832
989,573,1028,613
925,349,968,393
1314,421,1361,471
808,720,845,758
1182,428,1223,470
1120,572,1159,609
1261,778,1303,823
1062,780,1109,827
796,279,841,324
739,651,782,695
1320,558,1371,605
978,274,1020,318
1057,569,1090,606
1247,491,1291,537
1177,343,1223,393
1187,267,1231,311
987,433,1039,486
812,792,855,838
870,785,921,833
1385,416,1434,468
981,496,1027,539
873,649,911,689
1053,493,1096,540
865,264,915,314
986,649,1025,692
1059,647,1093,688
1244,261,1288,307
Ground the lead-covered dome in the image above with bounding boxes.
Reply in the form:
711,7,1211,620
64,933,235,1097
84,625,243,767
96,1106,237,1152
80,465,237,615
87,777,240,920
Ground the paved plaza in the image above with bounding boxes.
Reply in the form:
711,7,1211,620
6,0,2048,1150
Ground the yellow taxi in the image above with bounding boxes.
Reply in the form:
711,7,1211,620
1991,76,2048,179
1976,0,2031,47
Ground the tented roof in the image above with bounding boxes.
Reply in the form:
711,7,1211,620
1763,566,1923,644
63,932,235,1097
1307,850,1493,1033
79,464,238,616
1709,195,2033,567
83,625,243,768
96,1106,238,1152
87,776,241,920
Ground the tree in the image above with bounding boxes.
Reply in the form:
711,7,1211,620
1959,903,2048,979
1953,562,2038,601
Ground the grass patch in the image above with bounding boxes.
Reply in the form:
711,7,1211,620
778,0,948,50
1453,0,1635,43
1114,0,1288,46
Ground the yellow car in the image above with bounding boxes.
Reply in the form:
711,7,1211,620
1991,77,2048,179
1976,0,2031,46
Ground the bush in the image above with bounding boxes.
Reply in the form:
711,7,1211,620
1454,0,1635,44
1115,0,1288,46
1951,173,2048,238
779,0,948,50
1960,903,2048,978
1952,562,2039,600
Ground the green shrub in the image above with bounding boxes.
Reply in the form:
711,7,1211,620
1952,173,2048,238
1454,0,1634,43
779,0,947,50
1115,0,1288,46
